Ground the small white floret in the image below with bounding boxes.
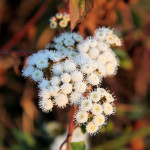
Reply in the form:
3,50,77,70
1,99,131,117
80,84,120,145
39,99,54,113
88,48,99,59
64,59,76,72
64,38,75,46
78,42,89,53
50,76,61,86
92,104,103,115
87,73,100,85
76,111,88,124
38,79,50,89
49,86,60,97
74,82,86,93
90,91,100,102
61,73,71,83
22,66,34,77
61,83,72,94
31,70,43,81
71,71,83,82
86,122,99,135
81,64,94,75
80,99,93,111
93,114,105,126
70,92,82,105
52,63,64,75
55,94,68,108
103,102,114,115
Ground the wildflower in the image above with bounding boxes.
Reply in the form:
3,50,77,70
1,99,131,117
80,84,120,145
55,94,68,108
76,111,88,123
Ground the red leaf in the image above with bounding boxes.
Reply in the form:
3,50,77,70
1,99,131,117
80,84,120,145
69,0,95,30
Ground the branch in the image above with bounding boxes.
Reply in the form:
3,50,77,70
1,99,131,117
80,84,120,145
0,50,34,56
60,106,77,150
1,0,50,51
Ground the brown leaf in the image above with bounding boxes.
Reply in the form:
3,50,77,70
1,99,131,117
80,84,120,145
69,0,95,30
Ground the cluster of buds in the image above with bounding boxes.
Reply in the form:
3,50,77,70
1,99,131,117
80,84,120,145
49,13,70,29
22,13,122,135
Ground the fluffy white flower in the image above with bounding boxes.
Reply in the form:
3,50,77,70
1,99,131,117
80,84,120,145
67,51,78,59
71,71,83,82
49,51,62,62
92,104,103,115
59,20,68,28
78,42,89,53
61,73,71,83
87,73,100,85
39,99,54,112
54,44,64,50
27,54,37,66
56,13,63,19
61,83,72,94
49,86,60,97
97,54,107,65
76,111,88,124
73,33,83,42
90,91,100,102
97,88,107,97
93,114,105,126
105,63,116,75
88,48,99,59
115,36,122,46
64,38,75,46
64,59,76,72
86,122,99,135
80,99,93,111
50,76,61,86
50,21,57,29
94,31,106,41
39,88,51,100
70,92,82,104
106,34,116,45
74,82,86,93
97,42,110,52
52,63,64,75
53,36,64,43
81,63,94,74
97,65,106,77
63,13,70,22
22,66,34,77
87,39,98,48
103,103,114,115
36,58,48,69
54,44,66,52
38,79,50,89
55,94,68,108
91,60,98,70
105,93,115,103
31,70,43,81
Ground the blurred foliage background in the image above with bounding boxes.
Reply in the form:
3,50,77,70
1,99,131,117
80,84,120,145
0,0,150,149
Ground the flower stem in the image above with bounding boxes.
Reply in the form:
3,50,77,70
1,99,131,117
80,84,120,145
60,106,77,150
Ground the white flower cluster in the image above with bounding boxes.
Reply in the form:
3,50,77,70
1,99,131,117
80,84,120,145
22,27,121,135
75,88,115,135
49,13,70,29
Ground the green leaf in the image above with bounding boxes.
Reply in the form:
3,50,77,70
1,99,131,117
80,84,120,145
12,129,36,147
131,9,141,28
69,0,95,30
70,141,86,150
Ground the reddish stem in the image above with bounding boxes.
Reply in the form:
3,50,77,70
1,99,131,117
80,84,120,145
60,106,77,150
0,50,34,56
1,0,50,51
